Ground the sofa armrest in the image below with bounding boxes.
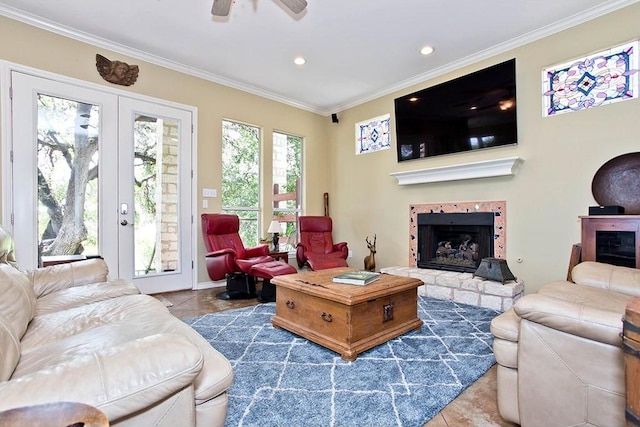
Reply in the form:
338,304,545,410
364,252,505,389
572,261,640,296
0,334,203,421
514,293,623,346
490,307,521,343
29,259,109,298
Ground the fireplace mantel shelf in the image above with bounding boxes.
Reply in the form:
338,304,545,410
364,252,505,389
390,157,523,185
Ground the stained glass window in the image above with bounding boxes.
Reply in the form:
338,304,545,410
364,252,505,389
542,41,639,116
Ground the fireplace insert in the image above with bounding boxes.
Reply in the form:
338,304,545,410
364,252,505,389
417,212,495,272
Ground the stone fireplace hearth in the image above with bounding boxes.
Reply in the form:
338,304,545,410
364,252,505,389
381,265,523,311
382,200,523,310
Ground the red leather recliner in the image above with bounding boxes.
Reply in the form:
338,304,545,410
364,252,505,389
296,216,349,270
201,213,273,299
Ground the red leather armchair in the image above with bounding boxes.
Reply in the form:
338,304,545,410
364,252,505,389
296,216,349,270
201,213,272,299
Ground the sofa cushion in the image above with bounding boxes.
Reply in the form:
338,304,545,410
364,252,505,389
34,279,140,316
28,258,109,298
538,280,632,313
0,263,35,339
17,294,233,405
572,261,640,296
20,294,168,352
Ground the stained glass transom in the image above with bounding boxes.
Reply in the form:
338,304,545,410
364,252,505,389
542,41,639,116
355,114,391,154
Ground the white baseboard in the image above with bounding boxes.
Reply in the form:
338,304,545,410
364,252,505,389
194,279,226,290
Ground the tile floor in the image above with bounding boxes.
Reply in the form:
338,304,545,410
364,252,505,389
156,285,518,427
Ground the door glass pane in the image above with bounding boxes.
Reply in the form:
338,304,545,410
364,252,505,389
132,114,180,277
37,94,99,266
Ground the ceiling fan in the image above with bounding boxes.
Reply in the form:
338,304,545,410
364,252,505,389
212,0,308,16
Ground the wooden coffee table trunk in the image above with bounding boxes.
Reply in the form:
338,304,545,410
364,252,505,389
271,268,423,361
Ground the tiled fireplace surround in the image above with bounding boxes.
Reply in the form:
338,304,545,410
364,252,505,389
381,201,524,311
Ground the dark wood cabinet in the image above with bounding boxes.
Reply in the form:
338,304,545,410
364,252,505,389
580,215,640,269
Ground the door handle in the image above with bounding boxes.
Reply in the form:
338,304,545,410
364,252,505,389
120,219,134,226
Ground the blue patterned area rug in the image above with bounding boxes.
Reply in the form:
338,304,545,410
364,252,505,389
184,297,499,427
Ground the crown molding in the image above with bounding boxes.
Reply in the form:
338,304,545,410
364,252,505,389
329,0,640,114
1,0,637,116
0,4,325,114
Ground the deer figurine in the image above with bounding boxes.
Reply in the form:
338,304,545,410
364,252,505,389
364,234,377,272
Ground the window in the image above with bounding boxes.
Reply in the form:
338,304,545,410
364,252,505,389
272,131,303,250
36,95,100,260
221,120,261,245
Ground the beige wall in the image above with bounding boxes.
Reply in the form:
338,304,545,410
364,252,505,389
2,3,639,293
0,15,330,284
328,3,640,293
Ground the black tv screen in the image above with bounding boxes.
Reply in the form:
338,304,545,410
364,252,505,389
394,58,517,162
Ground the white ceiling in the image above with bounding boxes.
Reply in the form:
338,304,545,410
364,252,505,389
0,0,636,115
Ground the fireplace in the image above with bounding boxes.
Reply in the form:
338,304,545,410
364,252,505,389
388,201,517,310
417,212,494,272
409,201,506,268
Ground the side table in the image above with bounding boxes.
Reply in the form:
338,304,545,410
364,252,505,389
269,250,289,264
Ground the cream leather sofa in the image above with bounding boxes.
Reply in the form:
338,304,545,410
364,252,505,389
0,227,234,426
491,261,640,427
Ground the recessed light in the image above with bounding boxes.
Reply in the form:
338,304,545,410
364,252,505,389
294,56,306,65
409,97,418,102
420,46,434,56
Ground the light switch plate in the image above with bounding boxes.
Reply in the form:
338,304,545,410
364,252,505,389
202,188,217,198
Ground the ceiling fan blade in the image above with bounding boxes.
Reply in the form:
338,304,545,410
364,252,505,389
280,0,307,14
211,0,233,16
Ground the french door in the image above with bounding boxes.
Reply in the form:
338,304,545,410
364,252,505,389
8,71,194,293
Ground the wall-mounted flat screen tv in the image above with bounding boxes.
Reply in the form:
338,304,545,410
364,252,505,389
394,58,517,162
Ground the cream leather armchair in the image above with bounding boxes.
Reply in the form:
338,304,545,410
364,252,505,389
491,261,640,427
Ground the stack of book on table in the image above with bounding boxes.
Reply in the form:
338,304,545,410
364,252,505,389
332,271,381,285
